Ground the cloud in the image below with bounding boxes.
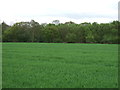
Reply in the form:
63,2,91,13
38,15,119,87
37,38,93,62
0,0,119,24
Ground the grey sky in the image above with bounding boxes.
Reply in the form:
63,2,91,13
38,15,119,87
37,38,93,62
0,0,119,25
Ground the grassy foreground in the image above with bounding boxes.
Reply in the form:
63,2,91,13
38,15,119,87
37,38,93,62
2,43,118,88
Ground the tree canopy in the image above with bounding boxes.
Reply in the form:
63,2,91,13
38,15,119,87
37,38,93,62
1,20,120,44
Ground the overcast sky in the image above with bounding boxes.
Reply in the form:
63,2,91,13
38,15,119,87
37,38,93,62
0,0,119,25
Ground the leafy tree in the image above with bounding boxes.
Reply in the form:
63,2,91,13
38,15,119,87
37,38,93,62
2,20,119,44
0,23,2,42
65,33,77,43
2,22,10,34
43,24,60,42
52,20,60,25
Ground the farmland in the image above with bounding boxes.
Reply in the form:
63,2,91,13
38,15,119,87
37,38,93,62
2,43,118,88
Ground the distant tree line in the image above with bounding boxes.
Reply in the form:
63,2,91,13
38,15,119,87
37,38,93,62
1,20,120,44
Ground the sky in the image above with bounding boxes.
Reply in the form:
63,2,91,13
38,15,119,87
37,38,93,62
0,0,119,25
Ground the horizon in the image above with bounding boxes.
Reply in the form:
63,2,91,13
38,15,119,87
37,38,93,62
1,20,119,26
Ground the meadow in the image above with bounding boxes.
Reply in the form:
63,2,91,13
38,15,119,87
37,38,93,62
2,43,118,88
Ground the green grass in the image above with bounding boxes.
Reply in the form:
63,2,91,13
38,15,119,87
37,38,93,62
2,43,118,88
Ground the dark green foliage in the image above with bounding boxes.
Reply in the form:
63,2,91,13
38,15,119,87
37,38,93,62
65,33,77,43
2,20,120,43
2,22,10,35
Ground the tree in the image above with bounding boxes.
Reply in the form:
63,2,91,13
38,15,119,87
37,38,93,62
65,33,77,43
75,25,86,43
0,23,2,42
2,22,10,34
85,24,95,43
30,20,41,42
65,21,75,25
3,22,31,42
43,24,60,42
2,20,120,44
52,20,60,25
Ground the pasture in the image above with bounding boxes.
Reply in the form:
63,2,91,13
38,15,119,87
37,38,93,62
2,43,118,88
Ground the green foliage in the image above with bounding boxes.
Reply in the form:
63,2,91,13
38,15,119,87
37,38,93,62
43,24,60,42
2,22,10,35
3,43,118,88
3,22,31,42
0,23,2,42
2,20,120,44
65,33,77,42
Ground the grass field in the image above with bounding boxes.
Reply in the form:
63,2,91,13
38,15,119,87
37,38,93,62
2,43,118,88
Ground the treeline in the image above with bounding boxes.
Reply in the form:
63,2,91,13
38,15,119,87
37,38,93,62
1,20,120,43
